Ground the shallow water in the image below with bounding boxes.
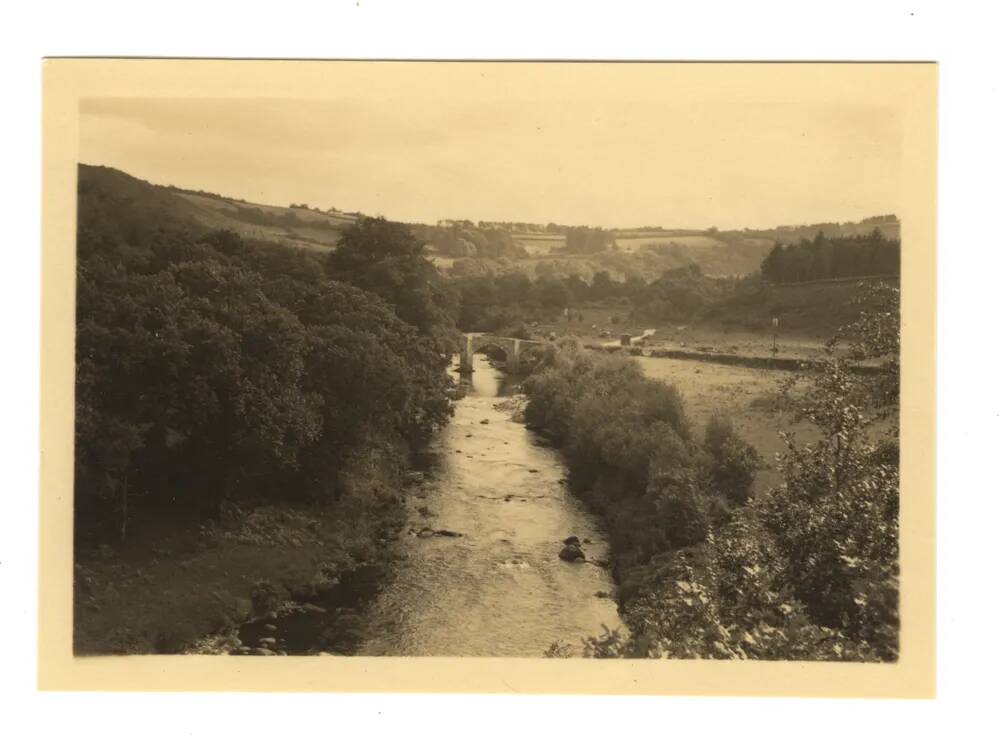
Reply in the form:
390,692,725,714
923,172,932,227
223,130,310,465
358,354,622,656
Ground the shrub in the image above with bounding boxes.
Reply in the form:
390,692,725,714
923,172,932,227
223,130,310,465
523,346,730,581
703,414,760,504
531,280,898,662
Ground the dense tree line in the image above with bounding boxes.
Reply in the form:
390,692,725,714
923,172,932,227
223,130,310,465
75,173,457,546
760,229,900,284
448,264,741,333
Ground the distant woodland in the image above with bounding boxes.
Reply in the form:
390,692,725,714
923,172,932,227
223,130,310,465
760,230,900,284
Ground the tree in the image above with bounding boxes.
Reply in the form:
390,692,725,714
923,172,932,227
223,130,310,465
757,282,900,657
325,217,458,349
534,277,571,309
75,178,456,545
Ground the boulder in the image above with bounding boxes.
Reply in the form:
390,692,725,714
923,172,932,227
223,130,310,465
258,637,277,647
563,535,581,546
559,545,586,562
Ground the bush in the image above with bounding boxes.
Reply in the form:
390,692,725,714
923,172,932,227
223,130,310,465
522,346,738,583
703,415,760,504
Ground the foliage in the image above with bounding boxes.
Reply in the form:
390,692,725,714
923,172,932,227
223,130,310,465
760,229,900,284
522,344,753,575
447,263,747,332
325,216,459,350
413,223,528,261
703,414,760,505
75,169,455,546
559,226,616,255
753,281,901,657
529,282,899,661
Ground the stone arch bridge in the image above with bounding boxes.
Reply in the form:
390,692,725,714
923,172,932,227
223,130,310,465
458,333,544,374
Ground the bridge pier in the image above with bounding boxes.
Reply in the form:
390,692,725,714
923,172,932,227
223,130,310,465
458,335,474,373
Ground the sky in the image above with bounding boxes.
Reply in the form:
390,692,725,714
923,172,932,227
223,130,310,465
79,74,902,230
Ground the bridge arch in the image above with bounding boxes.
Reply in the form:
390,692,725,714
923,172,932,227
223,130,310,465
458,333,543,374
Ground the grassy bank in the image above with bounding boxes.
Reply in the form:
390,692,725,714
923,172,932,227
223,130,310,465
74,447,410,655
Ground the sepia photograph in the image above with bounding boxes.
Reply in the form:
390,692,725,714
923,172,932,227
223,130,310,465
38,60,936,694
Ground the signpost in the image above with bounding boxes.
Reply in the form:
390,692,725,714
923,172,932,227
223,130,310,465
771,316,780,366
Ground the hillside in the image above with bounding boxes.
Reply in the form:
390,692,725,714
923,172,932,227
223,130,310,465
79,165,897,284
430,218,898,281
700,276,900,337
78,165,357,252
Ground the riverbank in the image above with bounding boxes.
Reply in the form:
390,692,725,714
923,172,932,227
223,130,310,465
74,460,412,655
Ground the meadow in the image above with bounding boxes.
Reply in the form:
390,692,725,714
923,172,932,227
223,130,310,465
634,355,819,495
614,233,729,252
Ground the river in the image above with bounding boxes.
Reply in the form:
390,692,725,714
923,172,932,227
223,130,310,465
357,353,622,656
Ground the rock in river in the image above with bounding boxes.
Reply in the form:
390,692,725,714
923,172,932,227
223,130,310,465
416,527,464,539
559,544,586,562
563,535,581,546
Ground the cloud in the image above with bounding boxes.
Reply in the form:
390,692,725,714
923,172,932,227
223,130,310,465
79,93,900,228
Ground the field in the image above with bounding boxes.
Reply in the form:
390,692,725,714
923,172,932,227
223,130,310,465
173,192,353,251
511,233,565,256
634,355,818,496
703,277,900,336
614,234,728,252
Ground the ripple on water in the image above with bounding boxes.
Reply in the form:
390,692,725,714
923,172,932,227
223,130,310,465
358,354,623,657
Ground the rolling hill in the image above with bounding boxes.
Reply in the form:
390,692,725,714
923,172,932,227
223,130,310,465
77,164,899,289
78,164,357,252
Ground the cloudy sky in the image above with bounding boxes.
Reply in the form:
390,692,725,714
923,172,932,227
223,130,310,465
79,68,902,230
